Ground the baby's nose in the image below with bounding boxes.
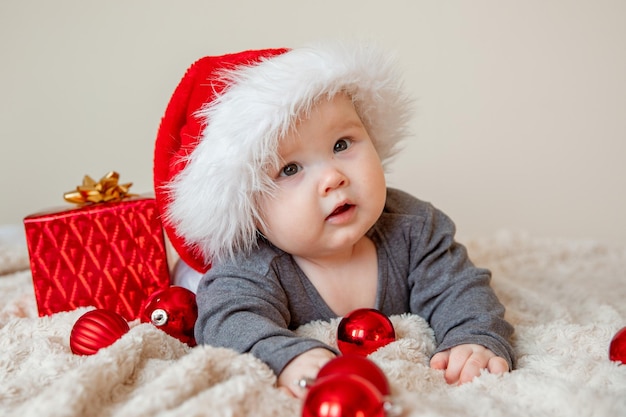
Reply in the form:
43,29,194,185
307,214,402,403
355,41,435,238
319,168,348,195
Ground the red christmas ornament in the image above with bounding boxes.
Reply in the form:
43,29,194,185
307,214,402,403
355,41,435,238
140,286,198,346
337,308,396,356
609,326,626,364
302,374,386,417
70,309,130,355
317,354,390,396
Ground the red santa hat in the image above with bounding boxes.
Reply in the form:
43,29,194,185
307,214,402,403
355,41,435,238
154,41,413,273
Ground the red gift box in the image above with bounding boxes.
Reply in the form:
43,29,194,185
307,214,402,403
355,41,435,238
24,196,171,321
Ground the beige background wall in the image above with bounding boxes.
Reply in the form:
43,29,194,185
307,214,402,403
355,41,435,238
1,1,625,246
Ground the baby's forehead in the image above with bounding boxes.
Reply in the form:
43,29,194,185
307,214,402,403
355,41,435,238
275,95,364,151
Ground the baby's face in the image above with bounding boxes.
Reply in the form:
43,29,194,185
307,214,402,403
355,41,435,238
257,93,386,260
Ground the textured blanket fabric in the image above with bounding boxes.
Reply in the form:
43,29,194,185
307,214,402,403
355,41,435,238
0,231,625,417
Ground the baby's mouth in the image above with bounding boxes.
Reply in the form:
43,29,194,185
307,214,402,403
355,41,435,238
326,203,354,220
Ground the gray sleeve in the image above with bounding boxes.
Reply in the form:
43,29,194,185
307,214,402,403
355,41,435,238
405,203,516,369
194,260,334,376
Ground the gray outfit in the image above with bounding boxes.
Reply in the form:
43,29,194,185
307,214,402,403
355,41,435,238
195,188,515,375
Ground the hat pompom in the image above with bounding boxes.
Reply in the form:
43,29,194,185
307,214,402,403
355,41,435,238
155,41,413,271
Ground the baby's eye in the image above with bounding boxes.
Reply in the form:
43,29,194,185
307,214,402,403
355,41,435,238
333,138,351,153
280,163,301,177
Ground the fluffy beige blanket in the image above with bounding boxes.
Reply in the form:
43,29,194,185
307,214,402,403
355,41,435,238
1,231,625,417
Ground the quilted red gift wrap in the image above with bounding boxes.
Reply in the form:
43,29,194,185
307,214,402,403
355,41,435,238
23,196,171,321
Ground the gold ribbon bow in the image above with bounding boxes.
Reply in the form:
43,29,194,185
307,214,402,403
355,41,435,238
64,171,136,205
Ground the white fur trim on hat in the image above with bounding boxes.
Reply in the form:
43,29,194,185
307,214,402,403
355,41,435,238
166,40,413,263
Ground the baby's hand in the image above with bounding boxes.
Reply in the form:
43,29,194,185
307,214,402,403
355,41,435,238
430,344,509,385
277,348,336,398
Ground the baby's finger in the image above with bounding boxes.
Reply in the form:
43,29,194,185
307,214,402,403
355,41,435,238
458,353,487,384
278,386,296,398
487,356,509,375
443,348,471,384
429,351,450,370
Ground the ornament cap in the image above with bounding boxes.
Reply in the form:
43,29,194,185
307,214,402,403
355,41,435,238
150,308,169,326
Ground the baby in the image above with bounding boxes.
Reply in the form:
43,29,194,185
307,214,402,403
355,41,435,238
154,41,515,398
